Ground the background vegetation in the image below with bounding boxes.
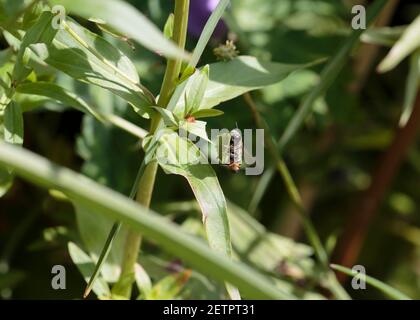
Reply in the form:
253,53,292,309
0,0,419,300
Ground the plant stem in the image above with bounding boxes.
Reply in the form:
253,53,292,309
158,0,190,110
113,0,190,299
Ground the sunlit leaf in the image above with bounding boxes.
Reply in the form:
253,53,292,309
31,17,155,118
12,11,58,83
16,82,148,139
163,14,174,40
50,0,190,61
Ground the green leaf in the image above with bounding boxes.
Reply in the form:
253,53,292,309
134,263,152,299
0,141,293,300
330,264,412,300
67,242,111,298
16,82,101,118
12,11,58,83
163,14,174,40
31,17,154,118
16,82,148,140
4,101,23,146
191,109,224,119
152,107,179,127
185,65,209,115
174,56,314,116
145,270,191,300
49,0,190,61
378,16,420,73
179,120,211,143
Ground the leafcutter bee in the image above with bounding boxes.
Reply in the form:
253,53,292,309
205,128,254,174
213,128,243,173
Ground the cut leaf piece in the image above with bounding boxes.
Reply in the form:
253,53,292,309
16,82,148,140
17,82,101,119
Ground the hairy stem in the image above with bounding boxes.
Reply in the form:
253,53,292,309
113,0,190,299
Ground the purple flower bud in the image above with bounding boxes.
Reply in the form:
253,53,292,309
188,0,227,39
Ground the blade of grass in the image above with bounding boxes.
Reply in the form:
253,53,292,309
0,141,294,300
330,264,411,300
83,161,145,298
